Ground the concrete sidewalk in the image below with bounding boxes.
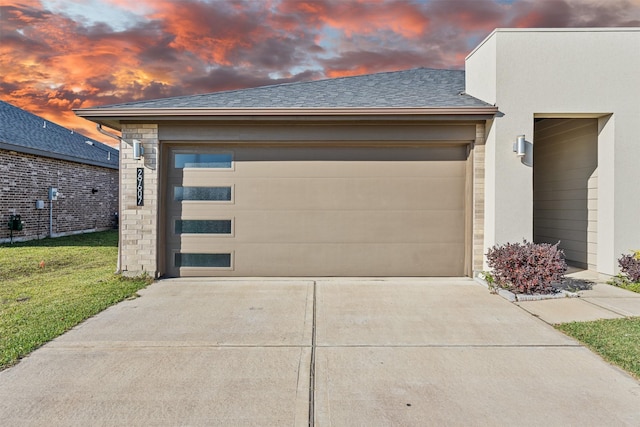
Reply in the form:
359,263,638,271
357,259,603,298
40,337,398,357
1,278,639,426
515,268,640,324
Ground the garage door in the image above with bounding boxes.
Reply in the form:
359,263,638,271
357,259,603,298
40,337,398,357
165,144,468,277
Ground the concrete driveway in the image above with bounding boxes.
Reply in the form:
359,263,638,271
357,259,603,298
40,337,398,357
1,278,639,426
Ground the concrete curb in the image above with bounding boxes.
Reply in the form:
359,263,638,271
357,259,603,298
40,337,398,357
474,276,578,302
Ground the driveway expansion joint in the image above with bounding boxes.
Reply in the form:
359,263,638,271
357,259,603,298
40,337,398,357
309,280,317,427
581,298,636,317
315,344,582,348
47,343,313,349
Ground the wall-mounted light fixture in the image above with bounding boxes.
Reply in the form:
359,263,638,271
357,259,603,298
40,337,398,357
132,139,144,160
513,135,526,157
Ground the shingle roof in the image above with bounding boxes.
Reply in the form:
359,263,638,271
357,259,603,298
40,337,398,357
0,101,118,169
94,68,491,109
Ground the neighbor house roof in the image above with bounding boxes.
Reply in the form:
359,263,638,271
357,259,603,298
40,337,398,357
75,68,497,128
0,101,119,169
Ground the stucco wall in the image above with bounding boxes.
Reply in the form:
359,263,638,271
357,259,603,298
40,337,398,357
466,28,640,275
0,149,118,243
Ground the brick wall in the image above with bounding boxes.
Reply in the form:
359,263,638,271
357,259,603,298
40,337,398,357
473,123,486,273
0,149,118,243
119,124,159,277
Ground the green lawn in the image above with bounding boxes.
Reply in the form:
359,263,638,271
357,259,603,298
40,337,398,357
0,231,151,370
608,276,640,294
556,278,640,380
621,282,640,293
556,317,640,379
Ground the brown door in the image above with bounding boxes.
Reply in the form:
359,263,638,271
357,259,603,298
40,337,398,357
165,144,468,277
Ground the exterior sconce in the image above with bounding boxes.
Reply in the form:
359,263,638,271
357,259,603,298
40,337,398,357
513,135,526,157
133,139,144,160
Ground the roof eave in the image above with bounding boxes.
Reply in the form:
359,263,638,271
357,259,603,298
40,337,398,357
75,106,497,119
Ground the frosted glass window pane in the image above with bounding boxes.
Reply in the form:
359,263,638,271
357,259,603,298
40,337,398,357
175,153,232,168
175,220,231,234
174,186,231,201
175,253,231,267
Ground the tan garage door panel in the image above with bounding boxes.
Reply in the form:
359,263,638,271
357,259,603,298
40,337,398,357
169,211,464,244
171,177,464,211
165,145,468,277
172,243,464,277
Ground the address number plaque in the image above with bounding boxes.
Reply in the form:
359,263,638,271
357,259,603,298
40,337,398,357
136,168,144,206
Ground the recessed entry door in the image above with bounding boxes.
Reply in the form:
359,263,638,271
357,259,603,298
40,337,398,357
165,144,468,277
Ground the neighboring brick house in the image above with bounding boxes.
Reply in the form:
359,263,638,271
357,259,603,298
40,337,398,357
0,100,119,243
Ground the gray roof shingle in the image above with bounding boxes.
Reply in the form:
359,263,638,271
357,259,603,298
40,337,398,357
94,68,491,110
0,101,118,169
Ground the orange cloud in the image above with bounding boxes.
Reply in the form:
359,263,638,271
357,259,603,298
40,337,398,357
149,0,269,65
280,0,429,39
326,65,371,79
327,1,429,39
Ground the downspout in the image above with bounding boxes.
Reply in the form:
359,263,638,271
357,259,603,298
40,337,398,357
49,195,53,237
97,124,123,274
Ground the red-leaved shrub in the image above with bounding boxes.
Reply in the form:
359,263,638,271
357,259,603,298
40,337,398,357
618,253,640,283
486,240,567,294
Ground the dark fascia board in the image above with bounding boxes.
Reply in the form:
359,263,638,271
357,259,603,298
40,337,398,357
0,142,119,170
75,107,498,130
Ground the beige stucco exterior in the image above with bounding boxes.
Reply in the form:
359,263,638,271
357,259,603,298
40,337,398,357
466,28,640,275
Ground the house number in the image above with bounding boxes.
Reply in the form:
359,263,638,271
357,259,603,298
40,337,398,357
136,168,144,206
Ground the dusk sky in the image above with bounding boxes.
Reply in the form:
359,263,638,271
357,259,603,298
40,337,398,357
2,0,639,145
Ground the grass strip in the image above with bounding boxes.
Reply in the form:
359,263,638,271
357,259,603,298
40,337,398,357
556,317,640,379
607,275,640,294
0,231,151,370
616,282,640,294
